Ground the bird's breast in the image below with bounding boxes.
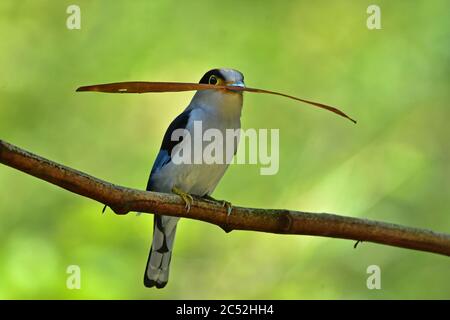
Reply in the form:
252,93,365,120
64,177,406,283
150,92,243,196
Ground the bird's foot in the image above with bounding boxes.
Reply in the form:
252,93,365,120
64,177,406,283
172,186,194,212
203,195,233,216
222,201,233,216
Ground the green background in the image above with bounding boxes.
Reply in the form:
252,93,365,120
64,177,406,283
0,0,449,299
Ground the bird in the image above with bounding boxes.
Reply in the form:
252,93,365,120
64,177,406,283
75,68,355,289
144,68,245,288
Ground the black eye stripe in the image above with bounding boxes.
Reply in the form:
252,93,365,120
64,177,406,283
199,69,225,84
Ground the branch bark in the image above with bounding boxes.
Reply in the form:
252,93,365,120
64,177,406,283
1,139,449,257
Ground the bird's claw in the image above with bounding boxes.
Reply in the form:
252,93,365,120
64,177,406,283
172,187,194,213
221,201,233,216
203,195,233,216
202,195,233,232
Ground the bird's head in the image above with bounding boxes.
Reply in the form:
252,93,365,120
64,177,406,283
199,68,245,92
191,68,245,115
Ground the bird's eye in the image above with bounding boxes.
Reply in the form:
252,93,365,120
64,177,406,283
209,75,218,85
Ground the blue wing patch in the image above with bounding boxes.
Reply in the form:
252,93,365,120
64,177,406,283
150,150,171,175
146,109,192,191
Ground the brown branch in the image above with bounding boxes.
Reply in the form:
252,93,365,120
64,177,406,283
1,139,449,257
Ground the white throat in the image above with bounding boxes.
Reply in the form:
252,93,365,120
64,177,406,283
189,90,243,121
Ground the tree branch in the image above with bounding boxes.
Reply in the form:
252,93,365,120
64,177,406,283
1,139,449,257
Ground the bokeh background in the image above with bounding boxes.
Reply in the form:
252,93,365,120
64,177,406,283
0,0,449,299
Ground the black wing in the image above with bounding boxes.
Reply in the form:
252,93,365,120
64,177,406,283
146,109,192,191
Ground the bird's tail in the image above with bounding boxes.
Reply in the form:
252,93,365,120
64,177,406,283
144,215,179,288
